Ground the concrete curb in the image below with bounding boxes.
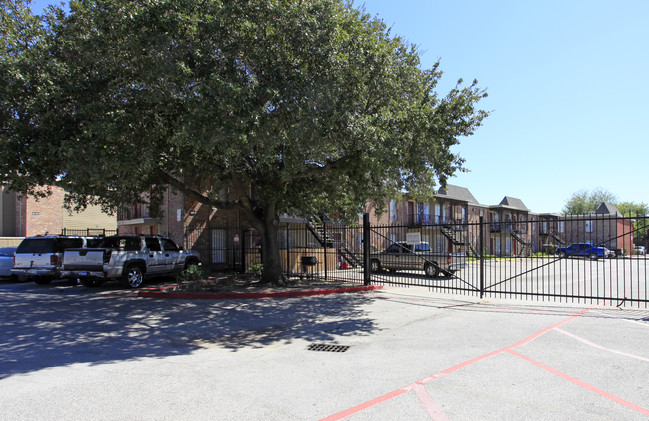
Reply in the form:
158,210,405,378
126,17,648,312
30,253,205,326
136,284,383,300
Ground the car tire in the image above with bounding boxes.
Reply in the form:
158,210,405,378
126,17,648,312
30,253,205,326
370,259,381,273
588,253,598,260
557,252,567,258
424,263,439,278
82,279,103,287
121,264,144,288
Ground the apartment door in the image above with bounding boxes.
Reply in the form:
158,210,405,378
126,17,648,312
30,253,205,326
211,229,226,264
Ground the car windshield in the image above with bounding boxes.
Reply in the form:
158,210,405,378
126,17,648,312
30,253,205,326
414,243,430,252
16,238,56,253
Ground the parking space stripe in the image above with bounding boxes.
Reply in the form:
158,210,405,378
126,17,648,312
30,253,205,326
321,308,591,420
413,384,449,421
555,328,649,362
508,349,649,416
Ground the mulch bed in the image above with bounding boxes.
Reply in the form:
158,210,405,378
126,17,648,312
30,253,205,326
161,274,373,294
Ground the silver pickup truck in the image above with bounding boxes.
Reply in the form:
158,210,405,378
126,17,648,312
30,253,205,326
370,241,465,278
61,235,200,288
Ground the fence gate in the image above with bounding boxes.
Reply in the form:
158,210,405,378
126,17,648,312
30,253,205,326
359,215,649,308
184,214,649,308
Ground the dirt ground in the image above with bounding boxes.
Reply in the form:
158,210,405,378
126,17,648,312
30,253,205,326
167,274,365,294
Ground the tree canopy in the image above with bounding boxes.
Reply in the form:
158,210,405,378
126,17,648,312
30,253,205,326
562,187,618,215
1,0,489,283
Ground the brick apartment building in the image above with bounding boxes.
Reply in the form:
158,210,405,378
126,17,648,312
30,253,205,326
0,185,117,243
112,184,637,267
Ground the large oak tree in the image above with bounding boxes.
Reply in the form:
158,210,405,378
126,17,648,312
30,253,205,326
1,0,488,284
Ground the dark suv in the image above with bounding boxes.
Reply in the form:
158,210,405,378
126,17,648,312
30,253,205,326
12,236,102,284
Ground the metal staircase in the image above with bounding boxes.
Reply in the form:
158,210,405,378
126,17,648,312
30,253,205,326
441,224,479,257
511,231,532,256
549,232,564,244
306,218,361,268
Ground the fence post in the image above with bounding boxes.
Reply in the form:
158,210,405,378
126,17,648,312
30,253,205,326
323,220,328,281
363,213,370,286
479,215,485,299
286,224,290,278
240,226,246,274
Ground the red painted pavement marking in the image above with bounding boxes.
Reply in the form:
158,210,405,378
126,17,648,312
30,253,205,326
413,384,449,421
507,349,649,416
321,308,591,421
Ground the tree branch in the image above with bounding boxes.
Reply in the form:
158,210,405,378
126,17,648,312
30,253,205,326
280,154,358,183
156,170,239,210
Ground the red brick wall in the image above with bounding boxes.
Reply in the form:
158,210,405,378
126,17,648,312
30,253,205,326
22,187,65,236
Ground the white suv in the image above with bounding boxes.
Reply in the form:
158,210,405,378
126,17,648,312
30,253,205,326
12,236,101,284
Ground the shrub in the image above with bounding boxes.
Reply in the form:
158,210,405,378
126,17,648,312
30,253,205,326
248,263,263,280
176,264,208,283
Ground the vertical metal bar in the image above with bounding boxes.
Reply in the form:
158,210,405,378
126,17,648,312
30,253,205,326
364,213,371,286
479,215,485,298
323,221,328,281
240,226,246,274
286,224,290,278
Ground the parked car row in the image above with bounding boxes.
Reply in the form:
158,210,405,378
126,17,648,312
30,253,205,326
4,234,200,288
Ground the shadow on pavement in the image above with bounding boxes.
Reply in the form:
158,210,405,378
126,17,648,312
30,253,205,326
0,282,379,379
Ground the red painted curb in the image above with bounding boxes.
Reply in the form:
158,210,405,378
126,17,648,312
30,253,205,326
137,285,382,300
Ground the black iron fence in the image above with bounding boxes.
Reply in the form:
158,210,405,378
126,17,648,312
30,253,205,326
186,214,649,308
60,228,118,237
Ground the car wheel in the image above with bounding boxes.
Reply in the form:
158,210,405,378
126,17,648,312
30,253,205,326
557,252,567,258
588,253,598,260
121,265,144,288
370,259,381,273
82,279,103,288
34,278,51,285
424,263,439,278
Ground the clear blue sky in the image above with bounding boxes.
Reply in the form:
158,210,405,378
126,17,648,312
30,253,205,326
30,0,649,214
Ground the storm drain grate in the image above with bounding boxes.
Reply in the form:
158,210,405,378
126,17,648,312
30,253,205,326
307,343,350,353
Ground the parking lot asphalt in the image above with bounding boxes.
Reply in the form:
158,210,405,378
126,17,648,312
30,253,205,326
1,279,648,420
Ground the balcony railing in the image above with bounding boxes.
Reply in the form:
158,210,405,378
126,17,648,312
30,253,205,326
490,223,528,234
117,205,152,221
408,214,468,227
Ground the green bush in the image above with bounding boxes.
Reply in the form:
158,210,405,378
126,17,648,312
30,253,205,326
542,243,558,254
176,264,208,283
248,263,263,280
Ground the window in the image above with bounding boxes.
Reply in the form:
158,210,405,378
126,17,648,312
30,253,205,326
145,238,161,251
161,238,179,251
386,244,401,253
559,221,565,233
390,200,397,221
586,220,593,233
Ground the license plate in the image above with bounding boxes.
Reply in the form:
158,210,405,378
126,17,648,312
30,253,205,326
79,271,88,276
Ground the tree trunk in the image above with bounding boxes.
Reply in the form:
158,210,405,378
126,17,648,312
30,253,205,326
254,205,286,286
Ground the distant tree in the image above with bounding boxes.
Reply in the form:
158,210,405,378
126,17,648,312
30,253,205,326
618,202,649,241
0,0,488,284
616,202,649,217
562,187,618,215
